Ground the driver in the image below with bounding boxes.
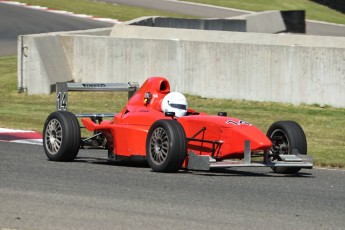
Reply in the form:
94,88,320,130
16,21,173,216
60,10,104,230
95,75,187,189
161,92,188,117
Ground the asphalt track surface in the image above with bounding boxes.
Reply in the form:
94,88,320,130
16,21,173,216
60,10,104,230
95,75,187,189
0,2,113,56
1,141,345,229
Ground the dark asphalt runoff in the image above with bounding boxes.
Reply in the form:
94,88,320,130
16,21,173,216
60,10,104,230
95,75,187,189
102,0,345,37
0,2,113,56
1,141,345,230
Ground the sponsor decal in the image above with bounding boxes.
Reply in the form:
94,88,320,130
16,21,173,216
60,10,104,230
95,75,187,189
226,119,251,126
82,84,106,87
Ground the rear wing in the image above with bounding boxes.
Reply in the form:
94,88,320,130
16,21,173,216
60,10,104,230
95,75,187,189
56,82,140,111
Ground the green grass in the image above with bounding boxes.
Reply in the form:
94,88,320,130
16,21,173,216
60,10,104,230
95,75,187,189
185,0,345,24
1,56,345,168
15,0,193,21
0,56,129,131
17,0,345,24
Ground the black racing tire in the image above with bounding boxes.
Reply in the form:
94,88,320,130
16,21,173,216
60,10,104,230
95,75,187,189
43,111,81,161
267,121,307,174
146,119,186,173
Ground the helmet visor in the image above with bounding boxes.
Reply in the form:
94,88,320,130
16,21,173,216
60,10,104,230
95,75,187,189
169,102,187,110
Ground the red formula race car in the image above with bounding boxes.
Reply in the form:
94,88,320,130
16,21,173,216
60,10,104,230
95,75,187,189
43,77,313,174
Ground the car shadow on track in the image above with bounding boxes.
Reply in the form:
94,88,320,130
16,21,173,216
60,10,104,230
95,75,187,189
187,168,314,178
73,155,314,178
74,156,150,169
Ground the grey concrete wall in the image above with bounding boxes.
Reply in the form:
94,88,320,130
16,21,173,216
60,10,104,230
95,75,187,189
17,28,112,93
64,27,112,36
128,17,246,32
245,11,286,33
18,34,73,94
109,24,342,47
19,25,345,108
127,11,291,34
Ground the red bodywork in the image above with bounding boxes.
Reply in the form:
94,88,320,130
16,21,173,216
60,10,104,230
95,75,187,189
81,77,272,162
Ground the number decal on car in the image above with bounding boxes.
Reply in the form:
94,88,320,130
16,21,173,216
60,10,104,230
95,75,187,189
57,92,67,110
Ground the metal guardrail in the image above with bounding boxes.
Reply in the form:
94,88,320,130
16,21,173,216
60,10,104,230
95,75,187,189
55,82,140,111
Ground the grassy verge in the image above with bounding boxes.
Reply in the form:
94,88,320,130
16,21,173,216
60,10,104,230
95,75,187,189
17,0,345,24
15,0,193,20
1,56,345,168
185,0,345,24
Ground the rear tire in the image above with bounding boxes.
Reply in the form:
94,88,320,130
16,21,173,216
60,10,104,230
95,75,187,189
43,111,80,161
146,119,186,172
267,121,307,174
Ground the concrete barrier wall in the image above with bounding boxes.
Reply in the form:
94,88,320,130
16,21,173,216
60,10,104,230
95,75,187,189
127,11,296,34
18,27,112,93
127,17,246,32
18,34,72,94
19,25,345,107
226,11,287,33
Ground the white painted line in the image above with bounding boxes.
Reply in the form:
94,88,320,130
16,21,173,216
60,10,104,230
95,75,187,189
307,19,345,26
0,1,26,6
28,5,48,10
0,0,119,24
178,0,253,14
0,128,36,133
10,139,43,145
0,128,42,145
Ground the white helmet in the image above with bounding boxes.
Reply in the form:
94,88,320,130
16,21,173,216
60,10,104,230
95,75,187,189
161,92,188,117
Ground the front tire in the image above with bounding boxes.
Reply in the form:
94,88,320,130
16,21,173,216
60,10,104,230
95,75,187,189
146,119,186,172
267,121,307,174
43,111,80,161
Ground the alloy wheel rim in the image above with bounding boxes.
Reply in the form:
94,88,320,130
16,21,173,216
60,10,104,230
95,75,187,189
45,119,62,155
149,127,169,165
